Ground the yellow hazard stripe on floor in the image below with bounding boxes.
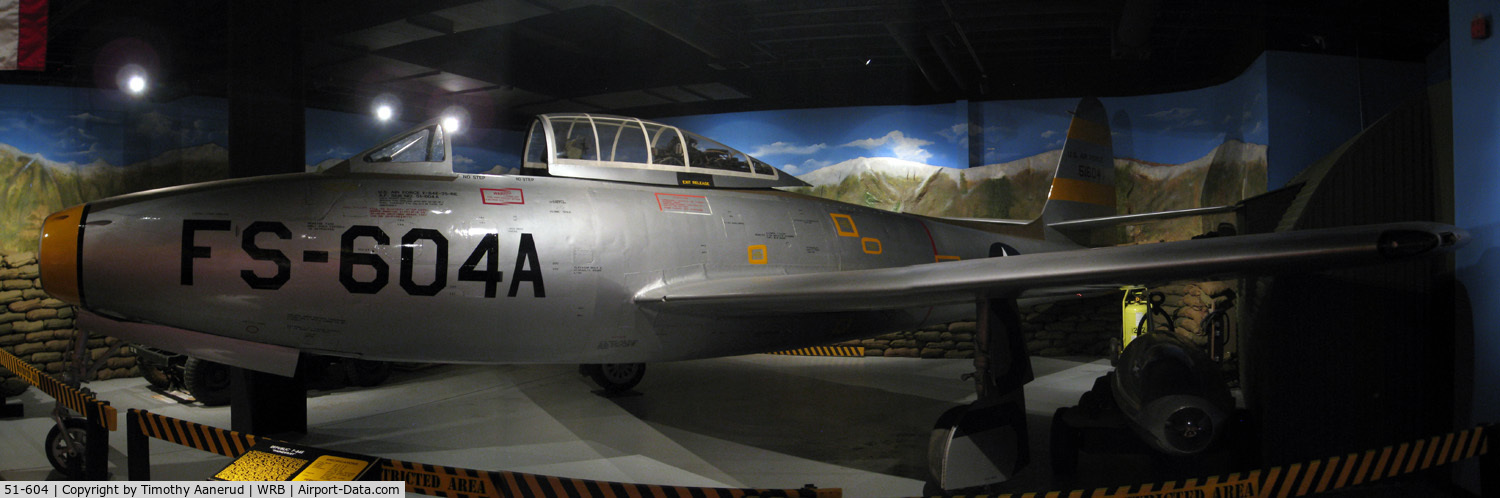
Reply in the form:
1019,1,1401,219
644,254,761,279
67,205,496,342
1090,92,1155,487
379,458,840,498
915,424,1492,498
128,409,839,498
130,409,264,458
768,346,865,357
0,346,116,431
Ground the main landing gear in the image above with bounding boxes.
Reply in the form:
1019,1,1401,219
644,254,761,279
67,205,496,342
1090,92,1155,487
137,347,393,406
927,297,1035,494
580,363,646,393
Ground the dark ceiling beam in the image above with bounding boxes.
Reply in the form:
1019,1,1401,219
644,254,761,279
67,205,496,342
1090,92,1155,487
755,32,890,44
612,0,747,62
885,23,947,95
940,0,988,95
302,0,484,42
406,13,456,35
612,0,735,60
926,30,968,94
376,69,442,84
1114,0,1161,60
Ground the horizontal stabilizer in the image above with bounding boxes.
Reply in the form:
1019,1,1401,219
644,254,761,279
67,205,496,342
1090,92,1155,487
635,222,1464,316
1047,205,1238,233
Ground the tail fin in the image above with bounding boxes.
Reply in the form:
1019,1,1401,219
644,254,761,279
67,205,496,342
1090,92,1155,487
1040,97,1116,227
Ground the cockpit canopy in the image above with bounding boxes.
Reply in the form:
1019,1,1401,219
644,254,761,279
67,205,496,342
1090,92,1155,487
339,121,453,177
523,114,808,189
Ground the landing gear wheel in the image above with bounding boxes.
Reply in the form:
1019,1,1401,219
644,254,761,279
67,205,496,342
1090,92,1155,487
583,363,645,392
140,361,172,389
184,357,232,406
45,417,89,477
343,359,391,387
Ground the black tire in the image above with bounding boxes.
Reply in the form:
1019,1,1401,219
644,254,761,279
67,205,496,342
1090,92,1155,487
584,363,645,392
184,357,232,406
140,361,173,389
45,417,90,477
343,359,391,387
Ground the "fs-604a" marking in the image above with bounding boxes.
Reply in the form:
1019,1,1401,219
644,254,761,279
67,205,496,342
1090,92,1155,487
180,220,545,298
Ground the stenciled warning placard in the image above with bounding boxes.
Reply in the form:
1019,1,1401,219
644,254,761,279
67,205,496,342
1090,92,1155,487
481,188,525,205
655,193,712,215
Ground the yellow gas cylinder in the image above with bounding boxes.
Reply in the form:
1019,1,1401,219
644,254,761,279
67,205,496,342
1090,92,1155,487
1120,286,1150,353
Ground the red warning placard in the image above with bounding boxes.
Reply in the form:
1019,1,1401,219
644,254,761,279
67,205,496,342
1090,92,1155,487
481,188,524,205
655,193,711,215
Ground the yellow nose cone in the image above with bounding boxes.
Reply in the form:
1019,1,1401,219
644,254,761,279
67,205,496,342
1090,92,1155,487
39,204,85,306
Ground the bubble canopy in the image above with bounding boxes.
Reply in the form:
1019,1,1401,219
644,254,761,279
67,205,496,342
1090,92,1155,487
522,113,809,189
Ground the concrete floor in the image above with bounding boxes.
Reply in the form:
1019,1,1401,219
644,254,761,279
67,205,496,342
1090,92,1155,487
0,355,1115,497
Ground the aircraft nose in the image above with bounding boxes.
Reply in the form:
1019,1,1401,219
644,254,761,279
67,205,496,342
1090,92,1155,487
39,204,85,306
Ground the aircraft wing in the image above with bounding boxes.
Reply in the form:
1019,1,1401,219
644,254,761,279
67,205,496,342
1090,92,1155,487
634,222,1464,315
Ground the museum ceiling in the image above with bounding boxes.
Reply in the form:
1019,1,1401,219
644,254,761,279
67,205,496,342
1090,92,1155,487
3,0,1449,129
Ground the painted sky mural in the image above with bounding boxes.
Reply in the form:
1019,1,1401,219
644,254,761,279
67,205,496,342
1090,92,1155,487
661,58,1267,175
0,55,1269,253
0,88,227,169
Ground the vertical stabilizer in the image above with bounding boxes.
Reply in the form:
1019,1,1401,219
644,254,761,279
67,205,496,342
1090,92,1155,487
1041,97,1116,227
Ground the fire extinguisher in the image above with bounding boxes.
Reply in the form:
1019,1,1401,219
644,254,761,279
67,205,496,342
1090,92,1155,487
1120,286,1150,354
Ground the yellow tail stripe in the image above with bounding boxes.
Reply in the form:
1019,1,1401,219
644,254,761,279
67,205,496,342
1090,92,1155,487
1048,177,1115,207
1067,115,1112,147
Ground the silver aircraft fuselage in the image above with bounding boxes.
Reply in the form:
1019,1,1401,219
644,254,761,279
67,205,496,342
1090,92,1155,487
40,107,1464,380
47,170,1073,365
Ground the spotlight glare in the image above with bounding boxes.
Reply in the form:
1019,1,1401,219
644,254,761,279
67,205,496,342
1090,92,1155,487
127,75,146,94
375,104,393,121
442,115,461,134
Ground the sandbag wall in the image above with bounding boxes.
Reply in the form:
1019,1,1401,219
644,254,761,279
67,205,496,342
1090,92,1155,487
0,251,138,397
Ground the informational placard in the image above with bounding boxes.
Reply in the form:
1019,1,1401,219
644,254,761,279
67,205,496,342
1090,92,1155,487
481,188,525,205
213,441,382,482
655,193,712,215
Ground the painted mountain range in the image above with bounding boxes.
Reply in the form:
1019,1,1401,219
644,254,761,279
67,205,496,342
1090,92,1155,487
792,140,1268,243
0,143,229,254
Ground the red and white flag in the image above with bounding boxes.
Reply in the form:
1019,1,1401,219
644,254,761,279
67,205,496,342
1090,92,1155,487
1,0,47,71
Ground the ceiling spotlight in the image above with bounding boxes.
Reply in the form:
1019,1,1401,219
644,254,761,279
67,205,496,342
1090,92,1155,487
372,94,400,123
118,64,149,97
127,74,147,94
440,105,468,134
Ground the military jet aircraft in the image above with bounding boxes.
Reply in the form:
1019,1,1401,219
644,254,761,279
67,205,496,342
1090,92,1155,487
34,98,1464,485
